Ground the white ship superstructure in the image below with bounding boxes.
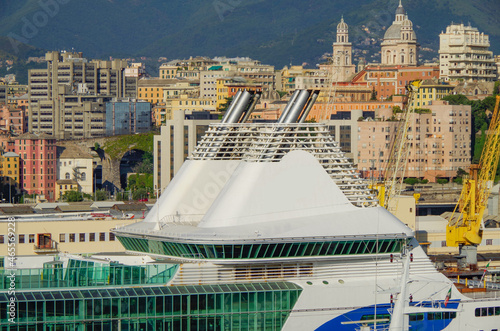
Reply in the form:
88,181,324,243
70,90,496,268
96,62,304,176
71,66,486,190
2,89,500,330
114,90,500,330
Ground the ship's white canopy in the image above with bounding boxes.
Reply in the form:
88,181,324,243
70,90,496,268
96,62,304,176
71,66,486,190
117,150,413,241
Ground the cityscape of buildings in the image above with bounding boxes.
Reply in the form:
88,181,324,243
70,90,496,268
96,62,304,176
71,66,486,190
0,1,498,202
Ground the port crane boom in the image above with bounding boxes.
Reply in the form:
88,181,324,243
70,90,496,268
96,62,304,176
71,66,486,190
447,96,500,267
382,80,421,210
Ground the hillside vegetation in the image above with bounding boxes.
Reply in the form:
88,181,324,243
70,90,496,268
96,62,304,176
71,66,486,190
0,0,498,68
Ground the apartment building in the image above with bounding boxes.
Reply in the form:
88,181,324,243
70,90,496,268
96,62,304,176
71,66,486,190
357,101,471,181
153,110,220,191
28,51,139,139
439,23,496,82
15,132,57,201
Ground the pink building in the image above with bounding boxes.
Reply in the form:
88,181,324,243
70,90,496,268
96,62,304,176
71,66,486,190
15,133,57,201
0,105,26,135
357,101,471,181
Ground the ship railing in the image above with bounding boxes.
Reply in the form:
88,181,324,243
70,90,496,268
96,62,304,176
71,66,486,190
457,278,500,292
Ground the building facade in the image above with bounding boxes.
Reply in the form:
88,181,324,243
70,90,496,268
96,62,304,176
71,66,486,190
57,146,94,195
28,51,138,139
105,99,152,136
15,133,57,201
439,23,496,82
357,101,471,181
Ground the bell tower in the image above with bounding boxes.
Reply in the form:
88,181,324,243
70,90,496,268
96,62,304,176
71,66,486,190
332,16,356,81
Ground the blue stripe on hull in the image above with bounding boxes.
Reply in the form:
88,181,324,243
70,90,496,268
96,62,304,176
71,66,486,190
316,300,460,330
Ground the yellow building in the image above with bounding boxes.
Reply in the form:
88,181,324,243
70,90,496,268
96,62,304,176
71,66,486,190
0,152,20,197
55,179,79,201
152,103,167,126
413,79,454,107
216,78,262,110
138,79,200,105
159,65,178,79
279,65,309,92
166,94,216,115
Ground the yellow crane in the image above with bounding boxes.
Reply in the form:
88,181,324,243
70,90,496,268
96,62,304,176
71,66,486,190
379,80,421,210
446,95,500,268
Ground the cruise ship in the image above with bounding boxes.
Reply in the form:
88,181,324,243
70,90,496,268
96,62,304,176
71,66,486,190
2,90,500,330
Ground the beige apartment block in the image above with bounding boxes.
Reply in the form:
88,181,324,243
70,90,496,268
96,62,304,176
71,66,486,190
28,51,138,139
0,218,136,256
357,101,471,181
439,23,496,82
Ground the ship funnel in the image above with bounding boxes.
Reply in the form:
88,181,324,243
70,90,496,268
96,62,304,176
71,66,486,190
298,90,319,123
221,90,243,123
222,90,252,124
240,92,261,123
278,90,301,123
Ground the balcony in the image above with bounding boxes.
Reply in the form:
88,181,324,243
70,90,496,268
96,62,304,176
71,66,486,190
33,240,58,254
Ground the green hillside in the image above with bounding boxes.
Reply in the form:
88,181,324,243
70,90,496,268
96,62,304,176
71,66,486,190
0,0,498,68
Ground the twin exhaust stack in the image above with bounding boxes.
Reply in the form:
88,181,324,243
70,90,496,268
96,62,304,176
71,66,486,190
221,89,319,124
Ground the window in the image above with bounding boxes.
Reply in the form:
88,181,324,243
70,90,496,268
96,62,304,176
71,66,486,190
79,233,85,242
99,232,106,241
486,239,493,245
18,234,25,244
81,172,86,181
89,233,95,242
59,234,65,243
69,234,75,242
109,233,115,241
29,234,35,243
65,173,70,179
0,235,4,244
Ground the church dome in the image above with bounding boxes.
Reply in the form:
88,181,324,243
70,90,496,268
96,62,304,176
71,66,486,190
337,17,348,31
384,24,403,40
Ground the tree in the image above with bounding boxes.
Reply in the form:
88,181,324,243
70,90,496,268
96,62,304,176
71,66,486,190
392,106,402,114
218,97,233,113
132,188,148,201
370,88,377,101
403,178,419,185
133,151,154,174
63,190,83,202
442,94,470,105
95,190,107,201
436,177,448,184
454,168,468,185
